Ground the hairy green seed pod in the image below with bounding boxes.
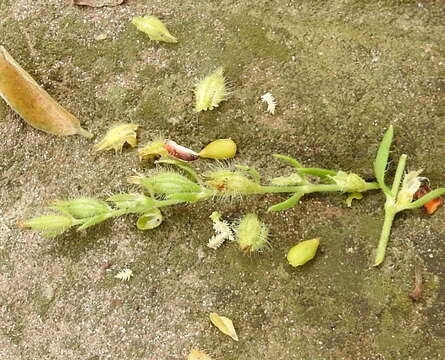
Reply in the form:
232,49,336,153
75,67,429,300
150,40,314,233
51,198,111,219
199,139,237,159
136,208,163,230
236,213,269,253
132,16,178,43
287,238,320,267
204,170,261,195
19,215,74,237
195,67,228,112
106,193,155,213
130,172,202,195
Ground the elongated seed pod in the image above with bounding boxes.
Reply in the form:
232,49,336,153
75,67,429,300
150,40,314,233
0,47,93,138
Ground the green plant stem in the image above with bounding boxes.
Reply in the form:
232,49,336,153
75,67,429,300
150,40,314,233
258,182,380,194
391,154,407,196
374,204,397,266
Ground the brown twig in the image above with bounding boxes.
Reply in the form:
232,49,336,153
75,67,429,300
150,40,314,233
409,265,423,301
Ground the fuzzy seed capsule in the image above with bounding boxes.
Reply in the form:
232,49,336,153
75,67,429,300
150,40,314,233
236,213,269,253
94,124,138,153
287,238,320,267
199,139,237,159
195,67,228,112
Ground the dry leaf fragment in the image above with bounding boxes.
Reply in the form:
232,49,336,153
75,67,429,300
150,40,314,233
209,312,238,341
72,0,125,7
0,46,93,138
187,349,213,360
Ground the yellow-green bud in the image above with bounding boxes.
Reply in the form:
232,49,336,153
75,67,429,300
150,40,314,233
130,172,202,195
19,215,74,237
199,139,237,159
287,238,320,267
236,213,269,253
94,124,138,153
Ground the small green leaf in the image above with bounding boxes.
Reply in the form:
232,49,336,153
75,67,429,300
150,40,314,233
268,192,304,212
374,126,393,194
296,168,337,180
155,159,200,183
273,154,304,169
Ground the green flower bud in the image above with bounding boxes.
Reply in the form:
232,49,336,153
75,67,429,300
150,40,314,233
331,171,368,192
129,172,202,195
19,215,74,238
136,208,163,230
236,213,269,253
287,238,320,267
51,198,111,219
270,173,304,186
204,170,261,195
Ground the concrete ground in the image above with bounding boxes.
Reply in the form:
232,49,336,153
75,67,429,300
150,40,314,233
0,0,444,359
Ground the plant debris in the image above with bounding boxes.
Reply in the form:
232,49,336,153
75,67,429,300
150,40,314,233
414,183,444,214
209,312,238,341
72,0,125,7
409,265,423,302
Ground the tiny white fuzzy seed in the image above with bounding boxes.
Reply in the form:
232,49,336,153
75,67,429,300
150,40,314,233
261,92,277,114
114,268,133,281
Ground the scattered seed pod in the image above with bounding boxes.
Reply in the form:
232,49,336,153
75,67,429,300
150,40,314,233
287,238,320,267
199,139,237,159
195,67,228,112
209,312,238,341
236,213,269,253
164,140,199,161
132,16,178,43
94,124,138,152
0,46,93,137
